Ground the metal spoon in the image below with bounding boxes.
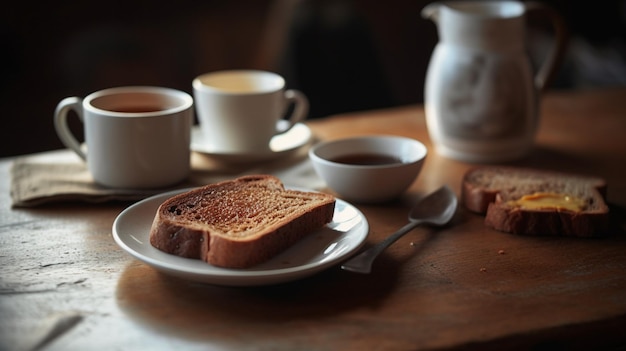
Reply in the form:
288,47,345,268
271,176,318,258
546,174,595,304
341,185,458,274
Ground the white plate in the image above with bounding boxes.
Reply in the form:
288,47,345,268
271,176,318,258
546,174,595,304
191,122,312,163
112,188,368,286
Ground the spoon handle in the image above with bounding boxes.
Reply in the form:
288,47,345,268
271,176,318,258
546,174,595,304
341,220,421,274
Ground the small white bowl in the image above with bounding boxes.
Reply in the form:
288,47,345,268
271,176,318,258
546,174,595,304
309,135,427,203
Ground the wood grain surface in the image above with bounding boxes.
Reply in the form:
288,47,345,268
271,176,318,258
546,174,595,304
1,88,625,351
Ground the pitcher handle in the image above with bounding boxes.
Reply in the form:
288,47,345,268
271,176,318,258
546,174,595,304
525,2,568,92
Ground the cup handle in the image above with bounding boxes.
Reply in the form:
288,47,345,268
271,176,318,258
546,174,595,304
525,2,568,92
54,97,87,161
277,89,309,134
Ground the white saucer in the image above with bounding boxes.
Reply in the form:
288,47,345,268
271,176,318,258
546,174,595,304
191,122,312,163
112,188,369,286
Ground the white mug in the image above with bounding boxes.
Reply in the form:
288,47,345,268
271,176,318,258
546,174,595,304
54,86,194,189
192,70,308,153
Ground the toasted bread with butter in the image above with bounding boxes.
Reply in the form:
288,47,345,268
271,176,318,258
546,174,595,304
149,175,336,268
462,166,609,237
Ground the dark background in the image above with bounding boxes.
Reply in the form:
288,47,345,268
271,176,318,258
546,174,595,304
2,0,625,157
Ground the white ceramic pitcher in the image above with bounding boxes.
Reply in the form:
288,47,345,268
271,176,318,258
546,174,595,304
422,1,567,163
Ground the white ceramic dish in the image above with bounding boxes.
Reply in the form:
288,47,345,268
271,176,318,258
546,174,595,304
309,135,428,203
191,122,312,163
112,188,368,286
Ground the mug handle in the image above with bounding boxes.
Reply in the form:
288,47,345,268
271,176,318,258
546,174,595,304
526,2,568,92
54,97,87,161
277,89,309,134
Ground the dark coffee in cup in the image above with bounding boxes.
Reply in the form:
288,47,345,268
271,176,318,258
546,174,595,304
108,106,167,113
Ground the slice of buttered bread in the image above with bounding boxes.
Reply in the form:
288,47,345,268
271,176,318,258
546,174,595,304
149,175,336,268
462,167,609,237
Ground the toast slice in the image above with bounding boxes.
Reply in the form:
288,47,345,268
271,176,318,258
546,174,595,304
149,175,336,268
462,166,609,237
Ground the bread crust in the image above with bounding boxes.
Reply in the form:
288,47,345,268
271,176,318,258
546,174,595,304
149,175,336,268
462,167,609,237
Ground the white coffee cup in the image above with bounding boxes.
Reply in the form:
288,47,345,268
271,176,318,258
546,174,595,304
54,86,194,189
192,70,308,153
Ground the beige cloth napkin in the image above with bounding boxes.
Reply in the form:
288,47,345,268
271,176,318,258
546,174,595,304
10,147,325,207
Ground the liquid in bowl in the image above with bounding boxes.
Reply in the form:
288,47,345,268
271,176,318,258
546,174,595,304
330,153,402,166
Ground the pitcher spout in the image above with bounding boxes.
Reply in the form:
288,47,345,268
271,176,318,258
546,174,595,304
421,2,441,21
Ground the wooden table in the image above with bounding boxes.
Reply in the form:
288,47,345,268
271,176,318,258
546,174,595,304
2,88,625,351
